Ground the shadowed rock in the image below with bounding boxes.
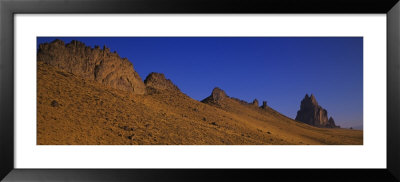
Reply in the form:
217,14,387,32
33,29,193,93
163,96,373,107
327,117,339,128
252,99,259,107
261,101,268,109
209,87,227,101
37,39,146,94
144,72,180,92
295,94,337,128
51,100,59,107
201,87,228,104
202,88,265,109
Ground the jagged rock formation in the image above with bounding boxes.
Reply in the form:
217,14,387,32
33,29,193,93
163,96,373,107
252,99,259,107
202,88,269,110
295,94,337,128
202,87,228,103
261,101,268,109
37,39,363,145
144,72,180,92
37,39,146,94
328,117,339,128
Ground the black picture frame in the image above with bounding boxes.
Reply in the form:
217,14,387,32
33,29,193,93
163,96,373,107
1,0,399,181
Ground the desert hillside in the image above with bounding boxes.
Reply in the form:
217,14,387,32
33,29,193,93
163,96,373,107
37,63,362,145
37,40,363,145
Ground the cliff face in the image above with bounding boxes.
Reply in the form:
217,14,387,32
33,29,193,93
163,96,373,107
295,94,337,128
37,39,146,94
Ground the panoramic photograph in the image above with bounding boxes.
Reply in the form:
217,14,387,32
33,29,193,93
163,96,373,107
36,37,363,145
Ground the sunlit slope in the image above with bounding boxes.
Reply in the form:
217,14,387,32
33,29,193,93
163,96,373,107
203,97,363,145
37,62,363,145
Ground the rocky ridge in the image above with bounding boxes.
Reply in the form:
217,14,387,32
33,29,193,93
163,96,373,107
202,87,269,111
36,40,362,145
38,39,344,131
37,39,146,94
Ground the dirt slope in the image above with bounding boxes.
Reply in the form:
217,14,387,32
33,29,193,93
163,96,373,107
37,62,363,145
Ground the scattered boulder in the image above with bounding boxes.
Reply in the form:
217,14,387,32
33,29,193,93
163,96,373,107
144,72,180,92
127,135,135,139
37,39,146,94
295,94,338,128
122,126,134,131
51,100,59,107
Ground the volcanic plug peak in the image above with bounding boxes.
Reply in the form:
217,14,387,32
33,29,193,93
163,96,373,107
295,94,338,128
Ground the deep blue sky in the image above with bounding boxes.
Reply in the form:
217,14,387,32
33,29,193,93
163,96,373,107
37,37,363,128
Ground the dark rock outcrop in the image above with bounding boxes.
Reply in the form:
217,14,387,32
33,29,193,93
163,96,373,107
202,87,252,107
261,101,268,109
207,87,227,101
295,94,337,128
327,117,338,128
201,87,228,104
202,88,270,111
37,39,146,94
144,72,180,92
252,99,259,107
